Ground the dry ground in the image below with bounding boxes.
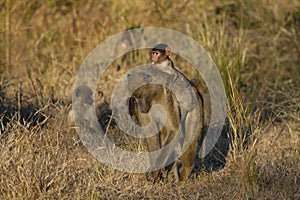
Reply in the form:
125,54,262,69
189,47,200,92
0,0,299,199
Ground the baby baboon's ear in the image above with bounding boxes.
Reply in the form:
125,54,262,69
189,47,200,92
166,46,172,57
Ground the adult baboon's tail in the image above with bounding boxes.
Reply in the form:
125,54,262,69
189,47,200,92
189,77,211,128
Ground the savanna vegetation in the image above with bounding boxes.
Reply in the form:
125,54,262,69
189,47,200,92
0,0,299,199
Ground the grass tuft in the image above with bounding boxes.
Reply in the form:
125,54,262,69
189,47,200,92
0,0,299,199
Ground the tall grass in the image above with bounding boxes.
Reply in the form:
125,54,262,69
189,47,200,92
195,15,251,155
0,0,299,199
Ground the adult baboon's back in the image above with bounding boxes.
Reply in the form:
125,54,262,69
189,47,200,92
128,70,204,182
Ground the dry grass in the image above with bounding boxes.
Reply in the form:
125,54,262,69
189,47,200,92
0,0,299,199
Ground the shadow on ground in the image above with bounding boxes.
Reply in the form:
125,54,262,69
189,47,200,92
195,124,230,173
0,89,49,134
96,102,231,174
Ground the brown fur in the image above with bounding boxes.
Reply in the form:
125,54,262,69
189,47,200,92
129,82,204,182
190,77,211,127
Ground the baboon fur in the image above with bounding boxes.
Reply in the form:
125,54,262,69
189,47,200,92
129,80,205,182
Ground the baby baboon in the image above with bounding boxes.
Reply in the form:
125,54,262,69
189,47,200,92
128,44,204,181
151,43,210,124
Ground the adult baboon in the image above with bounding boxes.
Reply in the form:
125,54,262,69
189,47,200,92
128,44,205,181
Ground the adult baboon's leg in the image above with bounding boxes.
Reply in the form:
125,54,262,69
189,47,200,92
145,133,162,182
180,140,199,180
156,127,178,180
179,106,203,181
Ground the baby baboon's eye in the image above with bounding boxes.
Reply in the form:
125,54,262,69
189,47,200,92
152,51,159,55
